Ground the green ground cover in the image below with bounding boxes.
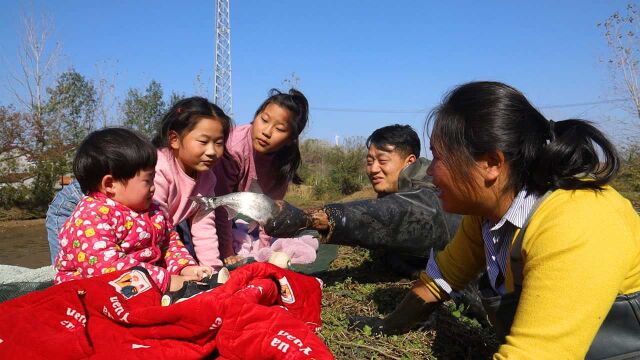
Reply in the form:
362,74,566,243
316,246,499,359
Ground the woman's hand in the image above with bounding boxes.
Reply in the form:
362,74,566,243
350,279,441,335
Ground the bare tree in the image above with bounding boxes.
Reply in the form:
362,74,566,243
4,11,65,208
282,72,300,89
94,60,119,128
599,4,640,122
600,5,640,200
7,12,61,151
193,69,212,99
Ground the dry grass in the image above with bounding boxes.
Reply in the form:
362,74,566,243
317,246,499,359
0,207,42,222
286,185,377,209
335,185,377,203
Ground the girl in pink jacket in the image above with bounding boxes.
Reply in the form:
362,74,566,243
54,128,212,292
214,89,316,265
151,97,233,269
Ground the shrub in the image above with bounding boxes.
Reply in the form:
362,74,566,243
0,184,32,209
299,137,370,200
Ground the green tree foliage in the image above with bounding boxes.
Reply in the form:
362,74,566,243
46,70,97,146
0,106,25,157
168,91,185,108
27,69,99,209
16,70,98,211
614,144,640,193
0,106,27,196
327,137,368,195
1,71,99,212
122,80,166,138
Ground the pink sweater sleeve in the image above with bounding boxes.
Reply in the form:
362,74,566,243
213,157,240,260
153,165,172,216
153,149,223,268
189,171,223,268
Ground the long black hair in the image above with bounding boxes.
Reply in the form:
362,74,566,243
427,81,619,195
152,96,233,149
254,88,309,185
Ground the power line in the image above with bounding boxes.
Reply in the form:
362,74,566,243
310,98,631,114
311,106,427,114
539,98,629,109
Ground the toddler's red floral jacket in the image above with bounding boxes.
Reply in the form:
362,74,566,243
54,192,197,292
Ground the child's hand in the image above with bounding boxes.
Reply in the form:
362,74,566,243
169,274,198,292
224,255,244,266
180,265,214,280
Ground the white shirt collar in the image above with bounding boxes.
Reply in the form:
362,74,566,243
488,189,538,231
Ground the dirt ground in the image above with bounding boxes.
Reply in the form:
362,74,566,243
0,219,50,268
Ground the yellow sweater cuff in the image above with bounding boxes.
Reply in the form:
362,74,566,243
419,271,448,301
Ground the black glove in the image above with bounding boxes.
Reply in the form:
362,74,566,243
349,291,439,335
263,200,311,238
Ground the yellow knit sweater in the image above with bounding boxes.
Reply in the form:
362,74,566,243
421,186,640,359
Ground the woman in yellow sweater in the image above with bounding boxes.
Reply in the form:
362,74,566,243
353,81,640,359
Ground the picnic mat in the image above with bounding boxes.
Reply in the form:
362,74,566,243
290,244,339,274
0,243,339,304
225,243,339,275
0,265,55,303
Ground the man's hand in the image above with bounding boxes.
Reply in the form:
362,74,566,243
263,200,313,237
306,208,329,231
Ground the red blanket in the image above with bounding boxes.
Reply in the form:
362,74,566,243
0,263,333,359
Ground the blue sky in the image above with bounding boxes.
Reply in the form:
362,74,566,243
0,0,635,152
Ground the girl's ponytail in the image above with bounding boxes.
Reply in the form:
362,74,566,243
531,119,620,192
275,141,303,185
429,81,620,196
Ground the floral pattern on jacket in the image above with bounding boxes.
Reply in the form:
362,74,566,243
54,192,197,292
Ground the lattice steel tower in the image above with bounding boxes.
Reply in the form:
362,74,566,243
214,0,232,115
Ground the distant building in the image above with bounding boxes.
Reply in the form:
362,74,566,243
56,175,74,189
0,150,34,188
0,149,73,189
